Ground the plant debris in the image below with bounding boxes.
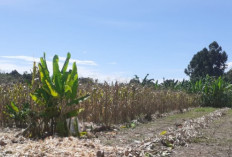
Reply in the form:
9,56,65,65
0,108,229,157
122,108,229,156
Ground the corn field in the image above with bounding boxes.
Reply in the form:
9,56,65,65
78,83,199,125
0,83,31,127
0,82,199,127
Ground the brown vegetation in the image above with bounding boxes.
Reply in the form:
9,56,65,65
0,82,199,128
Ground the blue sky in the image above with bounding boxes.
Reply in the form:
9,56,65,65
0,0,231,82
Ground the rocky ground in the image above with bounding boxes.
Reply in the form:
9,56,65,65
0,107,231,157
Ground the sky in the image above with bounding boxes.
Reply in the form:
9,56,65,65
0,0,232,82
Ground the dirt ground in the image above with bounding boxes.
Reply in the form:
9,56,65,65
172,110,232,157
98,108,217,147
0,107,231,156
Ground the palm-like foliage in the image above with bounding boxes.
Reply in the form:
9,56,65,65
24,53,89,137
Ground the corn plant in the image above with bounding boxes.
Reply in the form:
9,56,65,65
0,82,31,127
23,53,89,138
78,83,199,125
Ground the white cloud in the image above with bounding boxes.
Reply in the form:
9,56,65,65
1,55,97,66
1,56,40,62
59,57,97,66
227,62,232,70
0,60,32,73
80,71,131,83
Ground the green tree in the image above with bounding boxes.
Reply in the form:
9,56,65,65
185,41,228,80
79,77,94,85
9,70,21,77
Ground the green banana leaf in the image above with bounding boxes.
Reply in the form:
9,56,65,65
65,108,84,119
40,53,50,79
45,80,59,97
65,85,72,93
67,94,90,106
53,55,62,93
61,52,71,74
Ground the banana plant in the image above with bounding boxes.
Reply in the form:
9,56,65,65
27,52,89,137
198,76,232,107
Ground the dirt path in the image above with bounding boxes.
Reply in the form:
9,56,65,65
0,107,230,156
172,110,232,157
97,107,230,156
98,108,217,147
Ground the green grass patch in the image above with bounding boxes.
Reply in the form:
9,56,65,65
166,107,216,121
192,137,217,144
193,107,216,113
226,139,232,143
226,109,232,115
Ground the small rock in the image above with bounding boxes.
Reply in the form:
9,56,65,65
11,138,18,143
0,140,7,146
134,140,141,144
68,137,73,141
125,150,129,156
5,150,13,154
96,150,104,157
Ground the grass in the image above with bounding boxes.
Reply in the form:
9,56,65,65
166,107,216,121
192,136,217,144
193,107,216,113
226,109,232,115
